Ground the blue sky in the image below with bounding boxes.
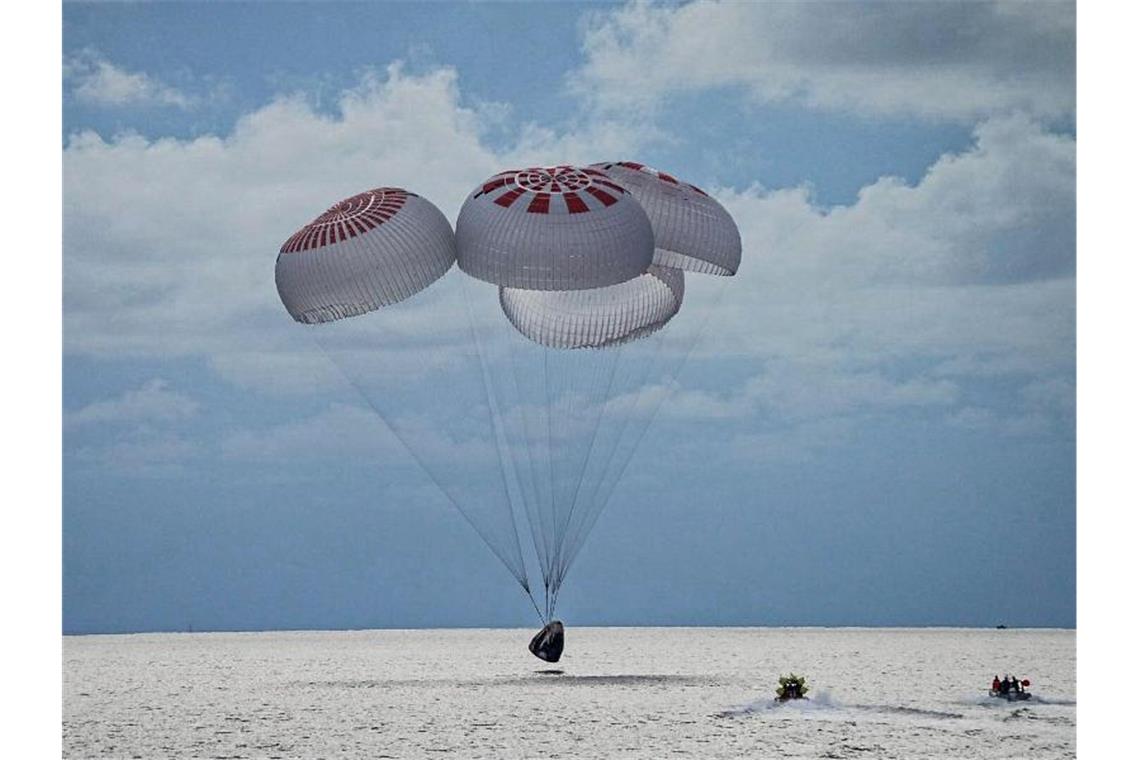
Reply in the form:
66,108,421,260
62,1,1075,634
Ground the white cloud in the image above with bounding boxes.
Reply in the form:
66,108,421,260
70,433,199,477
207,350,347,397
695,116,1074,376
575,0,1074,122
945,406,1052,438
716,116,1074,291
63,63,646,373
220,403,400,463
729,417,858,464
652,360,957,423
744,361,958,421
220,402,500,471
66,52,195,109
652,385,749,421
66,379,199,427
641,116,1073,445
63,58,1073,463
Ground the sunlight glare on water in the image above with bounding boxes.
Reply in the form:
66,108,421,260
64,627,1074,759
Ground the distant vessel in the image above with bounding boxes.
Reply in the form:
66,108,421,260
996,624,1008,629
990,677,1032,701
989,689,1032,701
775,673,809,702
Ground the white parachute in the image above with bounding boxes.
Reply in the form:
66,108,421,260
456,165,653,291
499,264,684,350
276,163,741,626
275,188,456,322
589,161,742,276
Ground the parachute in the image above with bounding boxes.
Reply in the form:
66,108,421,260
589,161,741,276
275,187,455,322
276,164,741,645
499,265,684,350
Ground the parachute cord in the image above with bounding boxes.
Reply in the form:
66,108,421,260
548,342,624,596
459,278,533,597
546,341,620,591
506,330,555,590
527,587,545,626
312,338,532,594
542,348,557,584
553,334,664,590
557,279,731,582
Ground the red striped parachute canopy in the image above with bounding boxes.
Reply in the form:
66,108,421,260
591,161,742,277
456,165,654,292
275,188,456,324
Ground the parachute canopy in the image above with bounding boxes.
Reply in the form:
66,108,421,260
275,163,742,633
275,188,456,324
456,166,654,291
499,264,684,350
591,161,742,276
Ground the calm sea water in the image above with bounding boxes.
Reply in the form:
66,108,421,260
64,627,1074,758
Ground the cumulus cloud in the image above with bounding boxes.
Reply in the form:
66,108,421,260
66,380,202,475
696,116,1075,373
220,403,400,463
70,433,199,477
65,51,195,109
575,0,1075,122
63,56,1074,463
744,361,958,421
945,406,1052,438
642,116,1073,440
66,379,199,427
220,402,501,482
729,417,859,464
654,362,957,423
719,116,1074,290
63,63,645,371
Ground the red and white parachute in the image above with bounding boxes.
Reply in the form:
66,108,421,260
275,163,741,624
275,188,455,323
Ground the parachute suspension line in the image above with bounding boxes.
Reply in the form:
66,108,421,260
558,279,731,578
527,586,546,626
553,333,666,589
458,277,535,597
543,317,675,595
311,335,533,596
506,332,554,585
542,346,557,615
541,342,616,611
547,341,626,601
518,335,557,590
566,361,704,577
540,342,619,615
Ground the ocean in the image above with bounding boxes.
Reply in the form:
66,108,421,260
64,627,1075,758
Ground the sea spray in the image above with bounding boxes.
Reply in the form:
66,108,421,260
716,690,841,718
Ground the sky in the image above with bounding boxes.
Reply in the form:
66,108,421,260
62,0,1076,634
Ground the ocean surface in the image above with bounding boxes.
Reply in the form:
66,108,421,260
64,627,1075,758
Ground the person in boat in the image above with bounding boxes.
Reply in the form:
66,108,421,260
991,675,1001,692
1010,675,1021,694
1000,675,1011,694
